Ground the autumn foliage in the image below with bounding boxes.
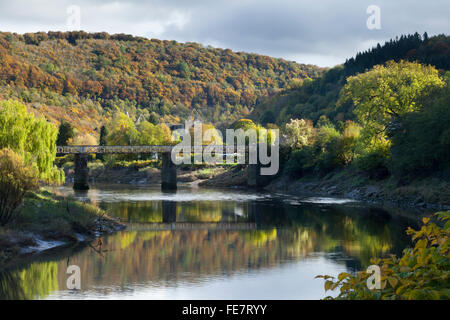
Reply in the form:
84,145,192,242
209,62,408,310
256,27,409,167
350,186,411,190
0,148,39,225
0,31,322,135
317,211,450,300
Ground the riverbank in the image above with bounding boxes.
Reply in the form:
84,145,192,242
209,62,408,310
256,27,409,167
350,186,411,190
265,169,450,211
198,166,450,211
0,189,125,267
62,161,450,210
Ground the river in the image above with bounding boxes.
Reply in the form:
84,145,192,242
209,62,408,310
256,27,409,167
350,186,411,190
0,185,420,300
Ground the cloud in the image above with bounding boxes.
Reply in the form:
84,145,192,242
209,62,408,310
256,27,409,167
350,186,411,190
0,0,448,66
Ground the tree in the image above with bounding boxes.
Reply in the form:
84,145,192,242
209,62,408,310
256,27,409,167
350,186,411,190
189,123,223,145
338,61,445,140
260,110,276,125
105,112,139,146
97,125,108,161
0,148,39,225
389,84,450,175
337,121,361,165
234,119,257,131
56,120,74,146
137,121,172,145
99,125,108,146
153,124,173,145
177,61,191,79
284,119,316,149
0,100,63,182
71,133,97,146
147,112,160,125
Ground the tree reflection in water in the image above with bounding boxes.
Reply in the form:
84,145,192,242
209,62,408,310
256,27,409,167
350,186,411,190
0,188,419,300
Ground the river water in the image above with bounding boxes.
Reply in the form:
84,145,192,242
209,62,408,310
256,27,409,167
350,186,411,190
0,185,420,300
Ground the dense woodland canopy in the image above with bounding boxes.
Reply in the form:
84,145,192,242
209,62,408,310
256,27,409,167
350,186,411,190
0,31,323,136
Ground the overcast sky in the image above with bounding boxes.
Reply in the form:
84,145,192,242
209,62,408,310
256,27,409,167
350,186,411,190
0,0,448,67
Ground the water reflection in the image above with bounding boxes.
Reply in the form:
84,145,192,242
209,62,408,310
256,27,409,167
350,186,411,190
0,186,419,300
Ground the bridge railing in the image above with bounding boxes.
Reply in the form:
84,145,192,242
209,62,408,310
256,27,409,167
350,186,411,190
57,145,174,154
56,144,256,154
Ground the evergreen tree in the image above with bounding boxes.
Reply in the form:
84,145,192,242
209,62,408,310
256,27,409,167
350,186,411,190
97,125,108,161
99,125,108,146
56,120,74,146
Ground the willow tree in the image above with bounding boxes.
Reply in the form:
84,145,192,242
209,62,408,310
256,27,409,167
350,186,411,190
0,100,63,183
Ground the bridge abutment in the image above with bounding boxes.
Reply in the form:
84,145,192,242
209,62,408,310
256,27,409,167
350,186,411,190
73,154,89,190
161,152,177,190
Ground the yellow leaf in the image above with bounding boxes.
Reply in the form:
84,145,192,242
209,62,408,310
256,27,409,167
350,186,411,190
388,277,398,288
338,272,351,281
324,280,334,291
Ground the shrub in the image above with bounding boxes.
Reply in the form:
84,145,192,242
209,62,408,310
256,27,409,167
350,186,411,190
354,138,390,180
283,146,316,178
317,211,450,300
314,124,341,174
337,121,361,165
0,149,39,225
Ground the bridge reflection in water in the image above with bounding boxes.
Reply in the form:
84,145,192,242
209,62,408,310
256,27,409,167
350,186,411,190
126,222,257,231
110,200,258,231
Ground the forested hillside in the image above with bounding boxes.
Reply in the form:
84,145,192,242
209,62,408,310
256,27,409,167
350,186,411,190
0,31,323,136
261,33,450,204
253,33,450,125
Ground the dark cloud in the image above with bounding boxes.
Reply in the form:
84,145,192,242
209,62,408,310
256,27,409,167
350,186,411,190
0,0,448,66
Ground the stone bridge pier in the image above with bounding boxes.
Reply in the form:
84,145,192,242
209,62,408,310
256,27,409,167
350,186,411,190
161,152,177,190
247,163,262,188
73,154,90,190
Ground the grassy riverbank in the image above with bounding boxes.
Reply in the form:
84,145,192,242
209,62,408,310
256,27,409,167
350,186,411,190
0,189,124,266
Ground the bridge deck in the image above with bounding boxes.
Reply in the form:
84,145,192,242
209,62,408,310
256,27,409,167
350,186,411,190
57,145,173,154
57,145,253,154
